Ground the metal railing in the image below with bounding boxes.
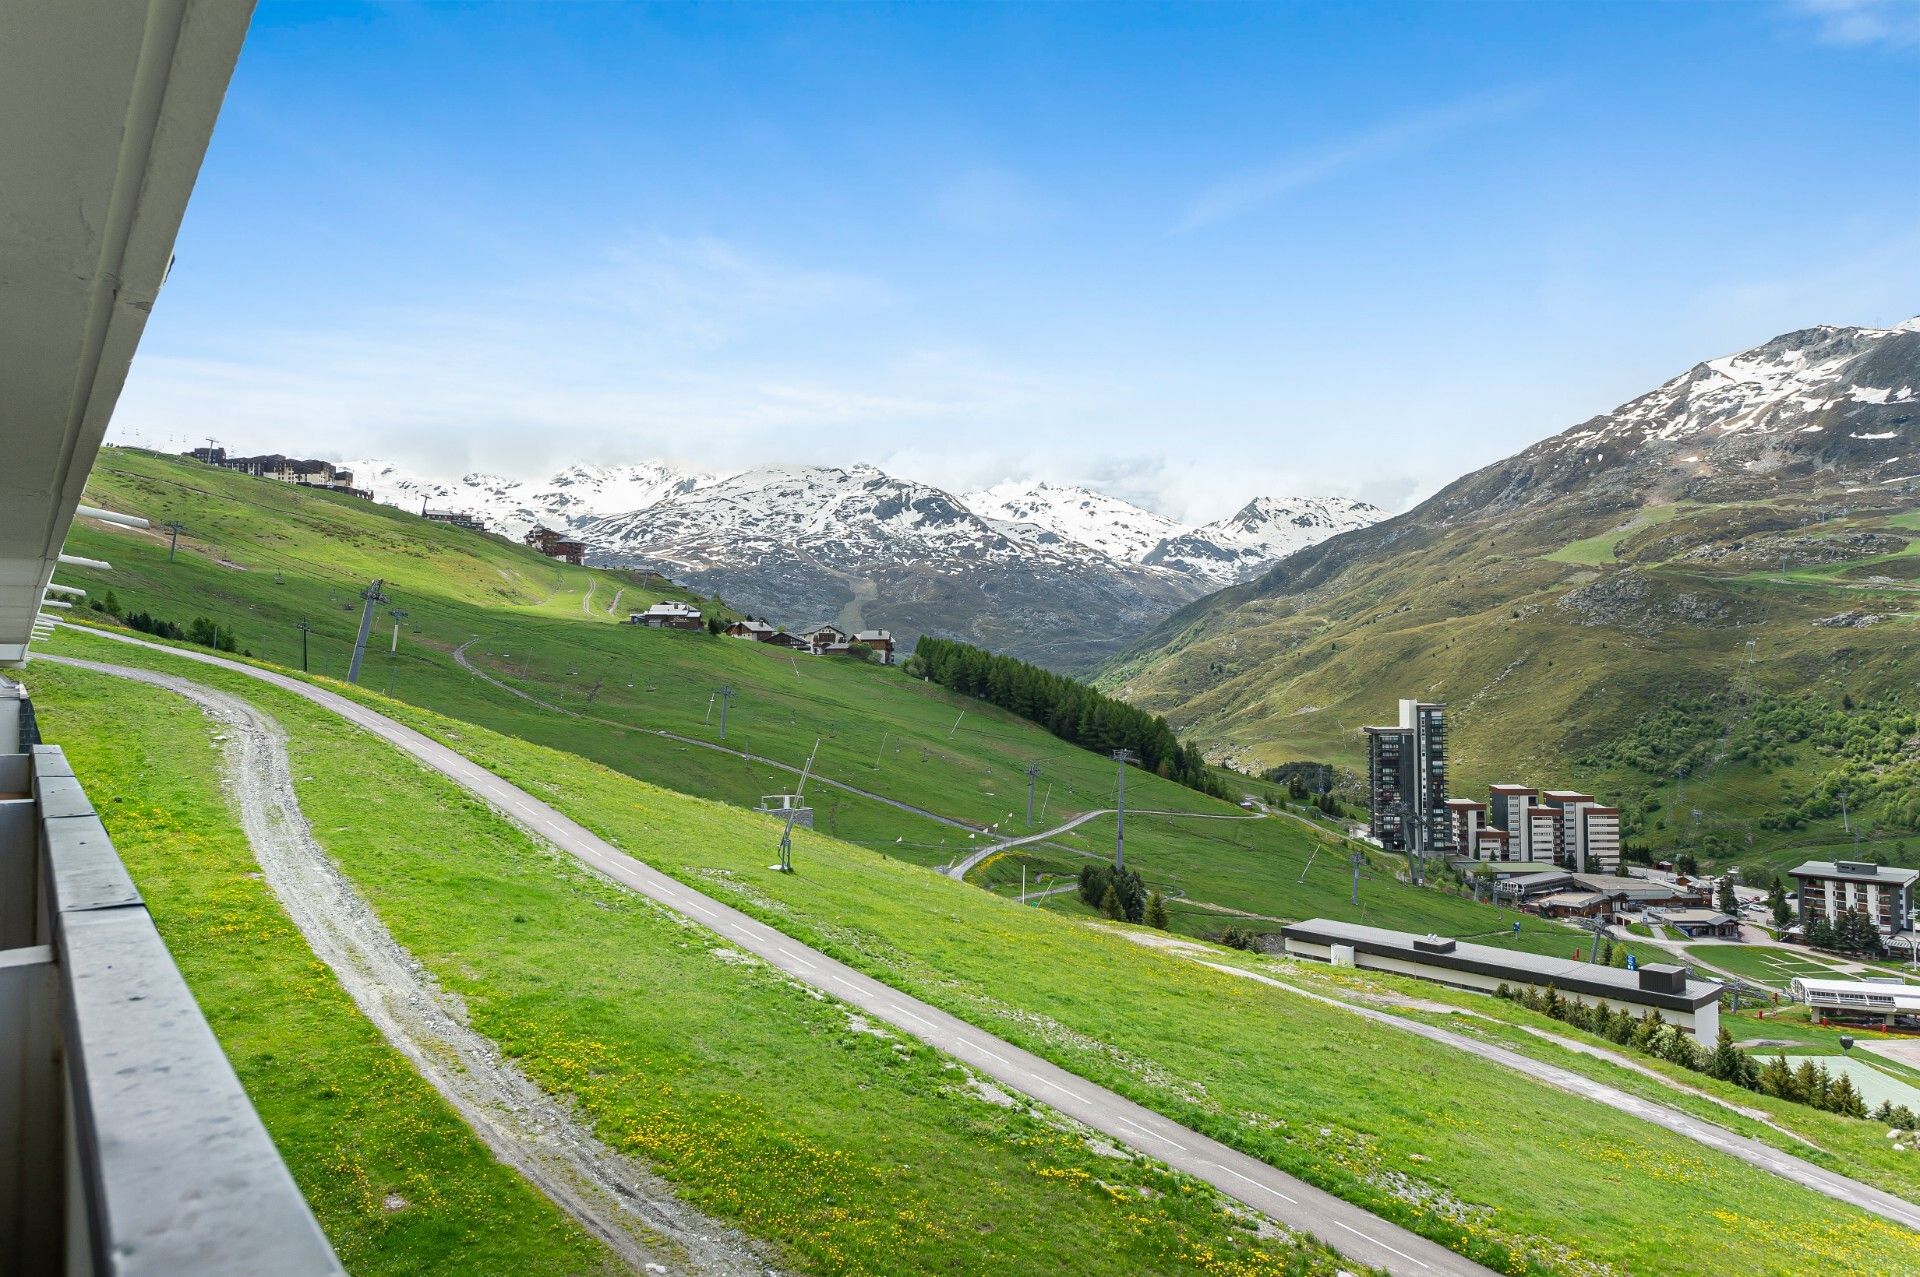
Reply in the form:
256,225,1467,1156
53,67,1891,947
1,726,343,1275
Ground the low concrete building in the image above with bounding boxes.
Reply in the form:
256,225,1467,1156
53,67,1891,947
1791,977,1920,1030
1656,908,1741,940
1281,918,1723,1038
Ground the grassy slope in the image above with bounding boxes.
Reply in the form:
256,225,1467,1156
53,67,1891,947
1101,487,1920,873
66,449,1630,958
43,628,1920,1277
31,658,1354,1277
27,668,615,1277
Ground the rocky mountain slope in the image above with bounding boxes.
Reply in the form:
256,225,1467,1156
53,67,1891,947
1101,317,1920,864
339,458,1381,669
1143,495,1383,587
346,459,715,540
582,464,1200,668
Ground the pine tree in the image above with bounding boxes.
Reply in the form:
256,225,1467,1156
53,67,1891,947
1717,876,1739,915
1599,939,1615,966
1099,882,1124,921
1757,1054,1797,1101
1794,1060,1827,1109
1610,943,1629,969
1145,891,1169,930
1705,1028,1744,1081
1830,1073,1868,1119
1768,876,1792,930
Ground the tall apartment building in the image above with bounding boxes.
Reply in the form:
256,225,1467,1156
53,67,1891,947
1791,861,1919,939
1365,725,1409,850
1365,699,1450,852
1488,784,1540,860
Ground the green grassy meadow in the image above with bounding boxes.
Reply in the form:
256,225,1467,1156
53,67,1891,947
31,657,1356,1277
40,627,1920,1277
27,669,617,1277
65,448,1640,954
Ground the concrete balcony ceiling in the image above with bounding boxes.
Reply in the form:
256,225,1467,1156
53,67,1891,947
0,0,254,664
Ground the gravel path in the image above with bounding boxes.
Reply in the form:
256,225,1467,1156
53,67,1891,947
53,655,774,1277
57,632,1491,1277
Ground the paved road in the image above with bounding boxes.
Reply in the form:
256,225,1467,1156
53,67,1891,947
452,638,980,833
946,805,1268,879
1204,961,1920,1232
945,809,1111,877
56,628,1491,1277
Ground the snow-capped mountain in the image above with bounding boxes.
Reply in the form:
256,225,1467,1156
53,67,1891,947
1142,496,1385,587
340,453,1383,668
1432,316,1920,521
961,481,1182,565
584,464,1200,669
345,459,717,540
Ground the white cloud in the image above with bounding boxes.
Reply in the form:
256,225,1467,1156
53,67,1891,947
1175,85,1541,233
1791,0,1920,48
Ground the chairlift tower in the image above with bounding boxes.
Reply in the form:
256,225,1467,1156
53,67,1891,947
346,579,388,684
1025,761,1041,827
1112,749,1136,870
765,738,821,873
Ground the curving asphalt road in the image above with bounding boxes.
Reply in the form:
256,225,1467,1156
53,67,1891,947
54,628,1492,1277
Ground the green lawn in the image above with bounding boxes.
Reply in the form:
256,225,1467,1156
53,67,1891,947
30,671,616,1277
1683,944,1852,988
44,627,1920,1277
62,448,1664,958
31,657,1354,1277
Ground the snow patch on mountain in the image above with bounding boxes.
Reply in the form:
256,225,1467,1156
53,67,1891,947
1141,496,1386,587
961,481,1182,565
345,459,719,540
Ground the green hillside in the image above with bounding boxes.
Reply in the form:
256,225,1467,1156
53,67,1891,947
1102,473,1920,880
35,632,1920,1276
64,448,1624,956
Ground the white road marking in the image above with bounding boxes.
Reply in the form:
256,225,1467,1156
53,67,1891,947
1210,1162,1297,1205
777,948,818,971
682,901,718,919
1332,1219,1428,1269
888,1005,937,1030
1115,1114,1186,1151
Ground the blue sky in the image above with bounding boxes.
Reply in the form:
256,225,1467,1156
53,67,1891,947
111,0,1920,521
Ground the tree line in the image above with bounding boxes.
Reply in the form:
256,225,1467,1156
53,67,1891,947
1498,983,1871,1119
906,636,1225,798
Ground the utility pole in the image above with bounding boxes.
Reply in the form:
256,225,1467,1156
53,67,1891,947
1350,849,1364,906
1025,762,1041,827
1841,791,1851,835
1112,749,1136,870
713,685,734,740
296,620,310,673
347,579,388,684
164,521,184,561
389,608,410,653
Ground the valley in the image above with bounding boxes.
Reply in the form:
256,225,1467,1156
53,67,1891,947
1103,318,1920,880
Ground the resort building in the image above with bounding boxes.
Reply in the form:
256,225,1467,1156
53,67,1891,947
630,601,703,629
1789,860,1919,939
1282,918,1722,1038
1365,699,1449,852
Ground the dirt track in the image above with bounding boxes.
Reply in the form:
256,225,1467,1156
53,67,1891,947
52,656,774,1277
